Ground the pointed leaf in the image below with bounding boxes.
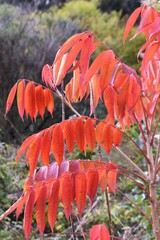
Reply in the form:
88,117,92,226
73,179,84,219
89,224,110,240
41,129,51,165
74,118,85,152
80,34,94,84
86,169,99,204
63,120,75,153
35,85,45,118
51,124,64,165
48,180,59,232
75,171,87,216
112,127,123,146
17,80,25,120
123,6,142,43
5,82,18,116
24,189,35,240
103,125,113,153
36,183,47,236
24,81,36,120
59,172,73,220
26,134,42,174
107,170,118,193
44,88,54,116
85,118,95,152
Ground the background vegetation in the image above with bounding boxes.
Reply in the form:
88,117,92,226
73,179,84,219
0,0,155,239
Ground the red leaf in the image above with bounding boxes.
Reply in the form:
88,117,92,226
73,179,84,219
107,170,118,193
51,124,64,165
17,80,25,120
63,120,75,153
35,182,47,236
5,82,18,116
95,122,105,146
26,134,42,174
16,133,39,162
42,64,53,87
103,86,115,121
74,118,85,152
24,81,36,120
48,180,59,232
59,172,73,220
44,88,54,116
112,127,123,146
41,129,51,165
89,224,110,240
80,34,94,84
24,189,35,240
123,6,142,43
85,118,96,152
117,81,129,118
75,171,87,216
35,85,45,118
100,50,116,91
16,191,30,220
98,168,108,192
91,75,101,110
85,51,106,86
53,32,86,64
86,169,99,204
103,125,113,153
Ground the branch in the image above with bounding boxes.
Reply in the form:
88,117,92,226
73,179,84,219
105,188,113,239
124,131,151,165
117,188,152,225
114,146,148,181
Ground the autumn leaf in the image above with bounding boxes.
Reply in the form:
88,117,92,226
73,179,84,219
89,224,110,240
17,80,25,120
5,82,18,116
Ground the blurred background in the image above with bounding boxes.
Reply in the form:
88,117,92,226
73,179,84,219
0,0,157,239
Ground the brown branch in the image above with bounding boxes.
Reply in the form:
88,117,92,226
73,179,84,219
105,188,113,239
117,188,152,225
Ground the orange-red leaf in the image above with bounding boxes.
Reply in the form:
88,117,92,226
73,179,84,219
63,121,75,153
26,135,42,174
123,6,142,43
36,182,47,236
48,179,59,232
75,171,87,216
107,170,118,193
51,124,64,165
44,88,54,116
42,64,53,87
41,129,51,165
103,86,115,120
24,189,35,240
17,80,25,120
24,81,36,120
86,169,99,204
89,224,110,240
85,118,95,152
53,32,86,64
5,82,18,116
112,127,123,146
103,125,113,153
80,34,94,84
95,122,105,146
16,134,39,162
74,118,85,152
59,172,73,220
35,85,45,118
100,50,116,92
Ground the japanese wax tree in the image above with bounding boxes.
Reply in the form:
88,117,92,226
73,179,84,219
0,2,160,240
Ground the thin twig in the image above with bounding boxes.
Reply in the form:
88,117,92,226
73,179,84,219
105,188,113,239
119,171,150,199
118,166,147,182
117,188,152,225
124,130,151,165
70,215,76,240
114,146,148,181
